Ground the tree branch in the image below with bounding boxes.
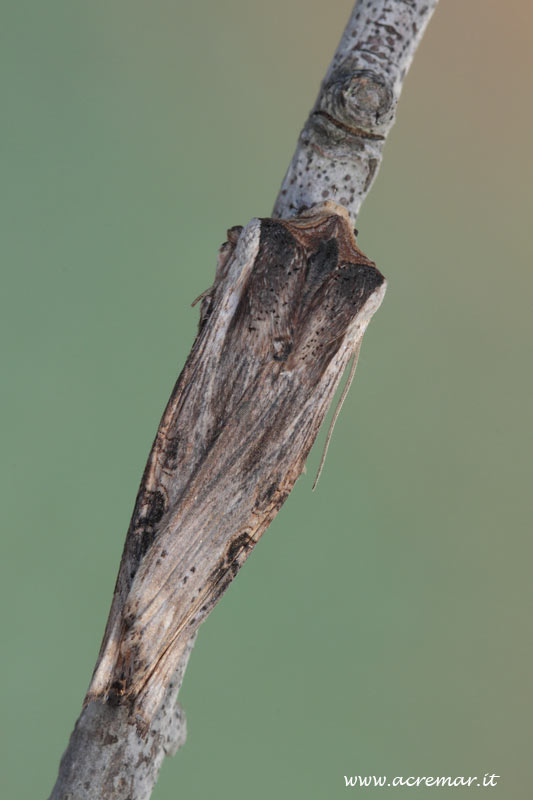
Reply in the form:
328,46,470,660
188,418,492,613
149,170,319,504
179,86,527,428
48,2,438,798
274,0,439,223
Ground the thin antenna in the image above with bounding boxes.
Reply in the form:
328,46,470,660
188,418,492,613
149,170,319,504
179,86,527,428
312,339,362,491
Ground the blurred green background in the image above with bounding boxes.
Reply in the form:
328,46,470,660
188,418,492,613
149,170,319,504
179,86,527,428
2,1,532,797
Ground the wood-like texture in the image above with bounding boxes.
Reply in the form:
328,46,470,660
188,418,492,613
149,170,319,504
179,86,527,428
48,2,439,798
86,204,385,729
50,637,195,800
274,0,439,223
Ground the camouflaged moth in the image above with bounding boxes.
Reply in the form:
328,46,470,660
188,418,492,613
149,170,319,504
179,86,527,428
85,201,386,730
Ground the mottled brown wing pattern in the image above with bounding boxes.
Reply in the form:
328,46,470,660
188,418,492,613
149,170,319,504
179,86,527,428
85,202,386,729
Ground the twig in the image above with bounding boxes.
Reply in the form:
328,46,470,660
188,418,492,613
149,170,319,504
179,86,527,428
274,0,439,223
48,2,438,798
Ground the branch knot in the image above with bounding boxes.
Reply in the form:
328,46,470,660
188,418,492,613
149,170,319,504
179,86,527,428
318,67,395,134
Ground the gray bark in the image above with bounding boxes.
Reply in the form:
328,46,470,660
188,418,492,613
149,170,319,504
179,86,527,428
50,636,195,800
48,2,439,798
274,0,439,224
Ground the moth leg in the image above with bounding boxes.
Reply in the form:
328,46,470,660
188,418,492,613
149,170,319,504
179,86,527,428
312,339,362,490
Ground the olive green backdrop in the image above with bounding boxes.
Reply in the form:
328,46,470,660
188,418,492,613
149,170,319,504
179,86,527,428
2,1,531,797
